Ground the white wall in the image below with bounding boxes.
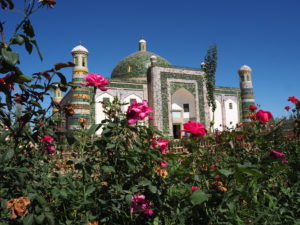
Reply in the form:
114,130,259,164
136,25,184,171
224,99,238,129
210,95,239,131
95,93,114,134
210,99,223,130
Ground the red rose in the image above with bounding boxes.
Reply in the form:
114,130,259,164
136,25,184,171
191,186,199,191
256,110,272,123
248,105,257,111
285,106,291,111
288,96,300,104
182,121,207,137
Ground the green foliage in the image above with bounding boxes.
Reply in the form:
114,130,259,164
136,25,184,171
203,44,217,112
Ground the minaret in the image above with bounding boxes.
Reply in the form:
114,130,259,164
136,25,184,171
238,65,255,122
53,85,62,112
139,38,147,51
68,44,91,129
53,85,62,103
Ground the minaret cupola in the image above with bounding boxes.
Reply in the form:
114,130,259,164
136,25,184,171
71,44,89,71
139,38,147,52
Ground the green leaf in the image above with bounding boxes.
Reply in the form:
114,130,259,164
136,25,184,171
138,179,151,186
85,185,95,196
101,166,115,173
106,143,115,149
31,40,43,61
35,195,47,205
0,130,10,143
23,214,34,225
23,20,35,38
125,195,132,204
153,217,160,225
87,124,101,135
218,169,233,177
35,214,45,224
45,212,55,225
15,75,33,83
11,35,25,45
1,48,19,66
3,148,14,161
149,185,157,193
60,189,68,198
25,40,33,54
237,166,264,178
190,190,208,205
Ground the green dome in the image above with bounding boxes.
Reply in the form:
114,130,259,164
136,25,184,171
111,51,171,80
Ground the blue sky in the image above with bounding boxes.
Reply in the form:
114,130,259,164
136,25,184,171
3,0,300,118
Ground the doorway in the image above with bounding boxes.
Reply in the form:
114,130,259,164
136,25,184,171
173,124,181,139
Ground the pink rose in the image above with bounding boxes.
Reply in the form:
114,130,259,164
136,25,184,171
256,110,273,123
46,145,55,154
143,209,154,215
41,136,54,143
80,73,110,91
150,138,169,154
160,160,168,167
127,100,154,124
130,194,153,215
270,150,286,161
182,121,207,137
210,164,216,170
191,186,198,191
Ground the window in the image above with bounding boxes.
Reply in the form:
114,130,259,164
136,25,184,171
127,65,132,72
130,98,136,104
183,104,189,112
74,57,78,66
102,97,110,103
229,103,233,109
82,57,86,67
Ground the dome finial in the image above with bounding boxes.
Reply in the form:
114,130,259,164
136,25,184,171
139,36,146,51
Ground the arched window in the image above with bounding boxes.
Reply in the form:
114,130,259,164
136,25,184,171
82,57,86,67
127,65,132,72
229,102,233,109
74,57,78,66
102,97,110,103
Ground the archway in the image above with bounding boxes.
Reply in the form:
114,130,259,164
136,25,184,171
171,88,196,138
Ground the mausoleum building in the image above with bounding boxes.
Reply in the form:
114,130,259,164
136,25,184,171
54,39,255,137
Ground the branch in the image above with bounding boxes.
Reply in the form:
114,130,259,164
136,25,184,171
0,21,7,48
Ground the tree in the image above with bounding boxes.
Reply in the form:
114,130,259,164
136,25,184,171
203,44,217,114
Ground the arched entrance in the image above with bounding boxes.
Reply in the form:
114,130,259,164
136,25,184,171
171,88,196,138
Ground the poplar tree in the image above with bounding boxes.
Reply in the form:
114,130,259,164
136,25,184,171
203,44,217,113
